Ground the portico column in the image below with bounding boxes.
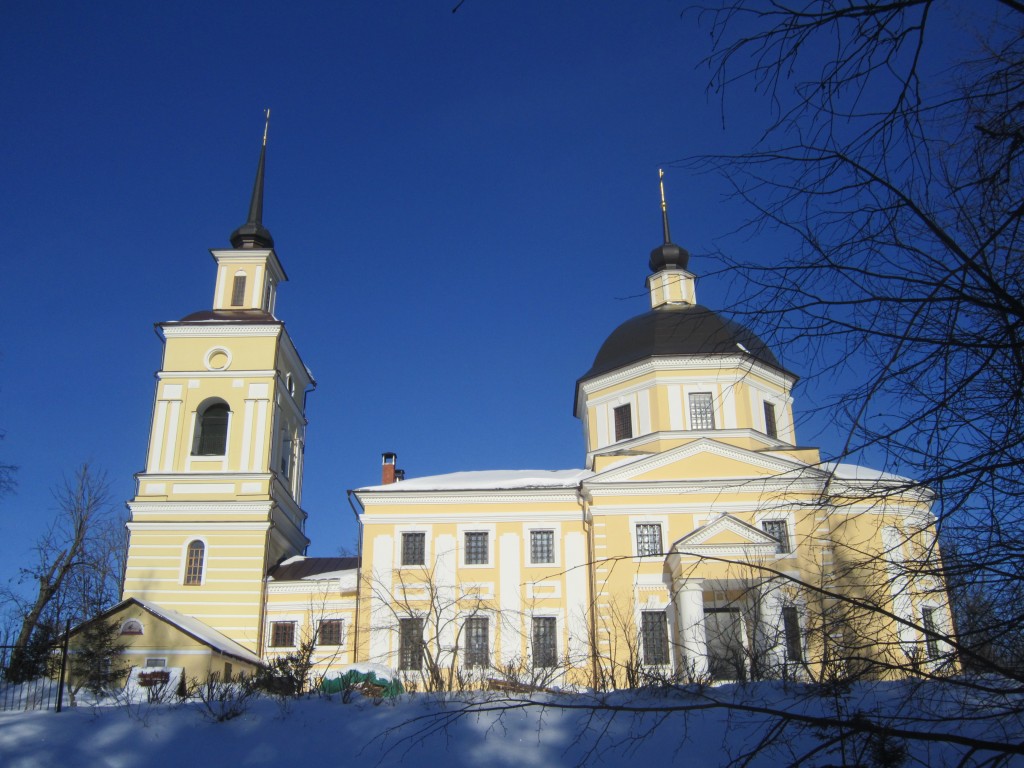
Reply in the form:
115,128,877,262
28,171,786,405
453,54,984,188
674,578,707,678
755,579,786,674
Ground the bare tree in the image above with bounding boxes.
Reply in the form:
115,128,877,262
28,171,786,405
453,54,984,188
684,0,1024,675
5,464,125,653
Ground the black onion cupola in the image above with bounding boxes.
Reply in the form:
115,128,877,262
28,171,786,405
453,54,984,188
580,171,787,384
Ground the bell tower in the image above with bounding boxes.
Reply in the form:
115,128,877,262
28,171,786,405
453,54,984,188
123,113,315,652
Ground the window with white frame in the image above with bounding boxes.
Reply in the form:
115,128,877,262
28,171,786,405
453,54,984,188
184,540,205,585
269,621,296,648
689,392,715,430
399,617,423,670
192,401,229,456
636,523,663,557
464,617,489,667
763,401,778,439
530,530,555,564
532,617,557,668
464,531,489,565
231,273,247,306
401,532,426,566
641,611,670,665
318,619,344,647
614,404,633,441
761,520,791,554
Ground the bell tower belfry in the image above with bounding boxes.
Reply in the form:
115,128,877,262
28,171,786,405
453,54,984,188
123,113,315,652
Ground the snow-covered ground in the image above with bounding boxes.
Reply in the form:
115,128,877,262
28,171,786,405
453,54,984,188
1,679,1022,767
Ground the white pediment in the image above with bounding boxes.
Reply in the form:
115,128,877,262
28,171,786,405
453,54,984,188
587,438,815,485
670,513,781,558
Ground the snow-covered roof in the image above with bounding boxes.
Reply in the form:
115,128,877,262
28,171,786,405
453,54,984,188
819,461,910,483
115,598,261,665
357,468,593,492
269,555,359,581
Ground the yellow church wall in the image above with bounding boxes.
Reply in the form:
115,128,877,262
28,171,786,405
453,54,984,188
264,578,359,675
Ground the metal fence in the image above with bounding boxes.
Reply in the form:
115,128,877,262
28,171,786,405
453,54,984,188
0,634,69,713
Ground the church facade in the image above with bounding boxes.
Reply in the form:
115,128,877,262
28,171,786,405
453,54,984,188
100,140,952,688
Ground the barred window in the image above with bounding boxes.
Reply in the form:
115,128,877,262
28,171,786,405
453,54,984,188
184,540,205,585
688,392,715,430
399,617,423,670
763,401,778,439
464,531,489,565
636,523,663,557
641,611,670,665
193,402,229,456
922,607,940,659
231,273,247,306
782,607,803,662
761,520,791,553
401,532,425,566
464,617,489,667
614,405,633,442
530,530,555,564
532,617,557,668
270,621,295,648
318,619,344,647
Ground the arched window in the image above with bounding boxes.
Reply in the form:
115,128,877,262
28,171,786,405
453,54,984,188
193,401,229,456
120,619,143,636
231,271,247,307
184,540,205,585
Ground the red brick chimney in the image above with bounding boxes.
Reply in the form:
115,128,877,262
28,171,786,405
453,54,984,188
381,452,398,485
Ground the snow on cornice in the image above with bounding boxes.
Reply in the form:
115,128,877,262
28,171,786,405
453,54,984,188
357,469,593,493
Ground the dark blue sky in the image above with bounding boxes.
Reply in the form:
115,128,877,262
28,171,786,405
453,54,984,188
0,2,922,587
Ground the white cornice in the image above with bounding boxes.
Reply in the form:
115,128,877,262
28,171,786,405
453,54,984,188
589,438,811,483
579,355,795,397
135,472,273,482
356,491,582,506
360,511,584,525
584,479,826,498
161,325,282,338
125,521,272,532
128,501,274,514
156,370,278,380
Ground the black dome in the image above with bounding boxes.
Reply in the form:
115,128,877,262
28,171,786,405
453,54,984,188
580,304,786,382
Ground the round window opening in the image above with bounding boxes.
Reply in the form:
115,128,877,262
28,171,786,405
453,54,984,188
205,347,231,371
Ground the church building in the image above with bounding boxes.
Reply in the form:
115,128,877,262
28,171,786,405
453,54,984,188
98,133,952,688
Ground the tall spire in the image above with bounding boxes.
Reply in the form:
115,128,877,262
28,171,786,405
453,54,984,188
648,168,689,273
230,109,275,249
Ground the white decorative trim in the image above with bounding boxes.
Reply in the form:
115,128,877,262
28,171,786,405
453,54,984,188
162,325,281,338
358,492,581,506
362,511,583,525
157,370,279,380
126,522,272,532
203,346,233,372
580,355,795,394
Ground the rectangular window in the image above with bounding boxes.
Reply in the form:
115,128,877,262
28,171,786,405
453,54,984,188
763,401,778,439
464,531,489,565
922,607,940,659
399,617,423,671
688,392,715,430
613,404,633,441
464,617,489,667
530,530,555,564
401,532,425,566
318,619,344,647
761,520,791,553
270,621,296,648
532,617,557,668
641,611,670,665
144,658,167,668
782,606,803,662
636,523,663,557
231,274,247,307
